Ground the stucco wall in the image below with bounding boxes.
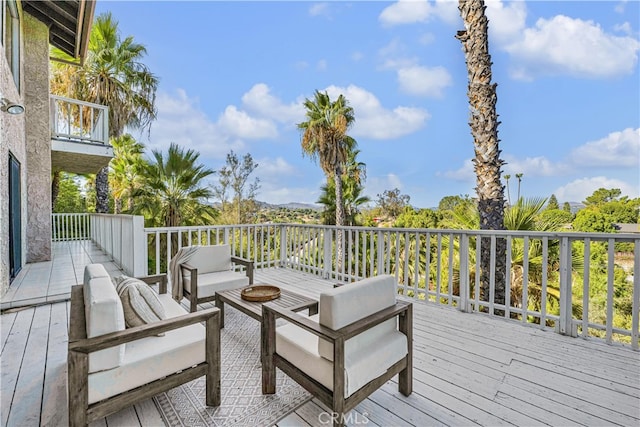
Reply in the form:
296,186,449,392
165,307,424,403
0,8,27,295
23,14,51,263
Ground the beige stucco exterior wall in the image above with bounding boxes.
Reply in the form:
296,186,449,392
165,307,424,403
23,14,51,263
0,5,27,295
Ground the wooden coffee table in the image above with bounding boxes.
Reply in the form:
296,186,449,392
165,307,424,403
215,285,318,328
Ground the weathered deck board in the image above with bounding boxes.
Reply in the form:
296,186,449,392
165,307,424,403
41,301,69,427
1,307,35,426
5,304,50,426
1,242,639,427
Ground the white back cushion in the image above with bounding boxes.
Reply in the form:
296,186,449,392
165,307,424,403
84,276,125,373
184,245,232,274
318,275,397,361
84,263,110,285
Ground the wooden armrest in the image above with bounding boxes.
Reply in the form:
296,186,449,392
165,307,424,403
231,256,253,267
69,307,219,354
231,256,254,284
263,304,339,341
180,263,196,272
263,301,412,343
339,301,412,340
136,274,168,294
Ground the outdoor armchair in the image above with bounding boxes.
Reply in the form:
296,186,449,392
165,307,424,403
174,244,254,312
261,275,412,427
68,264,220,427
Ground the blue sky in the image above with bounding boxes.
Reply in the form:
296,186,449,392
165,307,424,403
95,0,640,208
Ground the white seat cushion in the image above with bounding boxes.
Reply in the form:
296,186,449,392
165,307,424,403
276,314,408,397
318,275,397,361
183,245,232,274
183,270,249,297
84,276,125,373
88,294,206,404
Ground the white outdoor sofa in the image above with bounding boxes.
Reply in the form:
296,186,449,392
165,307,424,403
68,264,220,427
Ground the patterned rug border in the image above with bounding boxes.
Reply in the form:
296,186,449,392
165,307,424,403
153,307,312,426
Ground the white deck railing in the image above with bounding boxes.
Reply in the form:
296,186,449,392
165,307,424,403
50,95,109,145
51,213,91,241
143,223,639,349
51,214,638,349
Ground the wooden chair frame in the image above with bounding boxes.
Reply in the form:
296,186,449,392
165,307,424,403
68,274,221,427
261,300,413,427
181,255,254,312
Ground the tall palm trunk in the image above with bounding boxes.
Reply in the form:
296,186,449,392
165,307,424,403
457,0,507,310
95,167,110,213
334,166,346,275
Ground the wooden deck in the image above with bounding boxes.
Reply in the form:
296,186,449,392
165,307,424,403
1,242,639,426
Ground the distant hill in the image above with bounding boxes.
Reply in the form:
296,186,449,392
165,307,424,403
257,201,322,211
568,202,585,214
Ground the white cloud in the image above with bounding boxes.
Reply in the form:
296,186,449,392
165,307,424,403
217,105,278,140
397,65,453,97
365,174,405,200
571,128,640,168
241,83,304,125
614,22,634,36
317,59,328,71
351,51,364,62
439,159,475,182
485,0,528,46
505,15,640,80
503,155,568,177
379,0,458,27
324,84,430,139
148,89,245,159
615,1,628,14
309,3,330,17
554,176,639,202
257,157,297,178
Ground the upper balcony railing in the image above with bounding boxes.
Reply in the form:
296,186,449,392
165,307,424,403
50,214,639,350
50,95,109,145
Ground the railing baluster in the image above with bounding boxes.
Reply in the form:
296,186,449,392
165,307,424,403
447,233,454,306
505,236,512,319
581,238,591,338
541,237,549,329
606,238,615,343
632,239,639,350
522,236,530,323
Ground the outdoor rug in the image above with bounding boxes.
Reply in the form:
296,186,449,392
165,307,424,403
153,306,312,427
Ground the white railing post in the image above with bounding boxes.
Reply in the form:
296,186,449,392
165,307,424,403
459,233,470,313
377,230,384,275
279,225,287,268
323,228,333,280
558,236,576,336
132,215,146,277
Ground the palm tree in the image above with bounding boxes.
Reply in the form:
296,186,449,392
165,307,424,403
52,12,158,213
503,174,511,205
298,90,356,273
109,134,147,213
456,0,507,309
318,148,369,226
515,173,524,200
133,143,217,228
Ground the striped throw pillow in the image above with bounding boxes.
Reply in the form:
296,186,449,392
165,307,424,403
115,276,167,328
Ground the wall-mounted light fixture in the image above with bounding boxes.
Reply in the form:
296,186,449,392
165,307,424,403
1,97,25,115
